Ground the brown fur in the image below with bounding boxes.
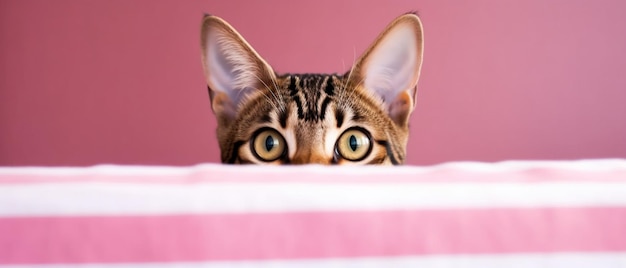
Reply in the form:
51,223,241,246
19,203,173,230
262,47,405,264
200,14,424,165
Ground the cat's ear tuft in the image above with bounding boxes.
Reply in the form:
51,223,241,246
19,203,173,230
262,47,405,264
200,15,275,120
349,14,424,127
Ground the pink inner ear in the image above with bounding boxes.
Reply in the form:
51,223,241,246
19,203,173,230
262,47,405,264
204,27,253,105
361,21,422,108
210,91,238,120
388,90,414,126
202,18,274,110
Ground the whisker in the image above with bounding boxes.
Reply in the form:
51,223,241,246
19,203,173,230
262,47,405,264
266,70,286,113
342,47,360,103
252,74,280,113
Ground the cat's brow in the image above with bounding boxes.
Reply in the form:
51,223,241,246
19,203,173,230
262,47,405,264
335,107,345,128
258,113,272,124
351,111,365,122
320,97,332,120
284,74,338,123
319,76,337,121
278,106,289,129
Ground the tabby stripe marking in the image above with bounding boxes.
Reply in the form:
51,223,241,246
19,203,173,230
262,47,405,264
335,108,345,128
278,108,289,129
288,76,297,95
324,76,335,96
319,97,332,120
288,76,305,120
294,98,304,120
259,114,272,124
292,93,305,120
367,154,387,165
319,76,334,120
297,75,306,89
376,140,400,165
352,111,365,122
227,140,246,164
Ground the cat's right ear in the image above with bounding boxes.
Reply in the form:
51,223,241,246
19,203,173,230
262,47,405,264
200,15,275,120
348,13,424,128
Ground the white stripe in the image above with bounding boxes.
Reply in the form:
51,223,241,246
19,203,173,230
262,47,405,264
2,252,626,268
1,181,626,216
0,159,624,177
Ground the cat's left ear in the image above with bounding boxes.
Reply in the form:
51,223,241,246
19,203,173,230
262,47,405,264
200,15,276,122
349,13,424,127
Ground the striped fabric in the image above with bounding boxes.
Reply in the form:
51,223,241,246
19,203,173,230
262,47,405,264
1,160,626,267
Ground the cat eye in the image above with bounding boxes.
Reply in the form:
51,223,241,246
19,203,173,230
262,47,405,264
250,128,287,162
335,127,373,162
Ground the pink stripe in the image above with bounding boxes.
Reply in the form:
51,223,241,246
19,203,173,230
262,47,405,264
1,167,626,184
1,207,625,264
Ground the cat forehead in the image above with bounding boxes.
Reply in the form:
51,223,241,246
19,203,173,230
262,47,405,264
279,73,343,93
243,73,382,130
274,74,346,123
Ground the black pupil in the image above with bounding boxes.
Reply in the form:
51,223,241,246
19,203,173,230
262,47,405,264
349,135,358,151
265,135,275,151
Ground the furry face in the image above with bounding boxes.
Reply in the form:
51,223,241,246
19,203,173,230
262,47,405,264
200,14,424,165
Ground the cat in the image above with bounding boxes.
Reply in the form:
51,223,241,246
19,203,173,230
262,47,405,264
200,13,424,165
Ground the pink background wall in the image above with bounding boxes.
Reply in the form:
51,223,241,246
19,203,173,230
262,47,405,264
1,0,625,166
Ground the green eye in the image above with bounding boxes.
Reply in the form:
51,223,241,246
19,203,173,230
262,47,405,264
336,128,372,161
251,128,287,162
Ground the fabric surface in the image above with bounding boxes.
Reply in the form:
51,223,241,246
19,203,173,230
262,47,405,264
1,160,626,267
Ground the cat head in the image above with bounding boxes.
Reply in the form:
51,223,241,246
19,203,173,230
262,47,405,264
200,13,424,165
